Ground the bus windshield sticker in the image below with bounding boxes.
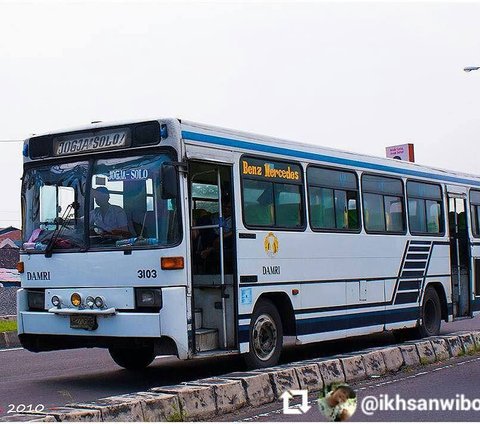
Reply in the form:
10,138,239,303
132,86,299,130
241,288,253,305
53,128,131,156
108,169,149,181
241,158,301,183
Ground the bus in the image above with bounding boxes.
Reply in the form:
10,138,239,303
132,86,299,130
17,118,480,370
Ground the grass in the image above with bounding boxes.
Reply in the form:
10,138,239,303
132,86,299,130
0,321,17,333
166,405,187,422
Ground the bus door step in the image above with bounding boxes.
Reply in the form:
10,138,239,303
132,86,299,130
195,328,219,352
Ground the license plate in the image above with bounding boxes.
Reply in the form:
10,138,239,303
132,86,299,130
70,315,98,331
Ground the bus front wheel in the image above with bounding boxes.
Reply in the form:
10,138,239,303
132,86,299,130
109,345,155,370
244,299,283,369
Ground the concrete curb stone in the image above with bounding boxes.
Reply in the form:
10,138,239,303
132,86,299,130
294,363,324,391
429,338,450,361
0,415,56,422
125,391,180,422
442,335,464,357
379,347,404,372
471,331,480,350
316,359,345,386
341,355,366,382
187,378,247,414
0,315,16,322
458,334,476,355
362,351,387,377
399,344,421,366
0,331,21,349
266,367,301,398
28,407,101,422
67,394,144,422
415,340,436,364
219,372,275,407
5,331,20,348
152,384,216,421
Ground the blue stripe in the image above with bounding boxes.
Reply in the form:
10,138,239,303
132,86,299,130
238,306,419,343
182,131,480,187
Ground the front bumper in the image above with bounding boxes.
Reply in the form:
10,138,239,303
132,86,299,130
17,286,189,358
20,311,160,337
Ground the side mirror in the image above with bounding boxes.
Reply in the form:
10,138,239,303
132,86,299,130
161,164,178,199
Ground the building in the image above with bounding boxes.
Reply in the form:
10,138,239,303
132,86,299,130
0,227,21,287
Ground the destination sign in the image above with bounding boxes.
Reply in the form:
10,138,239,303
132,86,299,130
53,128,130,156
241,157,301,183
108,168,149,181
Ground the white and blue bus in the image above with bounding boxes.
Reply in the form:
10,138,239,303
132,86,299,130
17,118,480,369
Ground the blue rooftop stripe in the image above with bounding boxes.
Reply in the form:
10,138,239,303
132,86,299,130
182,130,480,187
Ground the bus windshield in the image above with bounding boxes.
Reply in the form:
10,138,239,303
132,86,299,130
22,161,88,251
22,153,181,252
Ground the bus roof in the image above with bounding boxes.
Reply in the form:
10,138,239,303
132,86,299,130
25,117,480,187
181,119,480,188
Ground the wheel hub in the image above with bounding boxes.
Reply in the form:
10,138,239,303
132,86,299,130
252,314,277,361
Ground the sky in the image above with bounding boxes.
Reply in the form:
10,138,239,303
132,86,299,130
1,0,480,229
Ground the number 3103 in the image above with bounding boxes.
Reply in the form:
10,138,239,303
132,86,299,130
137,269,157,279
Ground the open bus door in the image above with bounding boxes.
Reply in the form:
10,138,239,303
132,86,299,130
188,161,237,354
447,187,472,318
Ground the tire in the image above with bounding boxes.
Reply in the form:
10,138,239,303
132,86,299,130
414,286,442,338
109,345,155,370
244,299,283,369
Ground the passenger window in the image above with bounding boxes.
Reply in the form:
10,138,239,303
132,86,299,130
363,192,385,231
407,181,443,235
307,166,360,231
470,190,480,237
243,179,274,226
362,174,405,234
241,157,304,229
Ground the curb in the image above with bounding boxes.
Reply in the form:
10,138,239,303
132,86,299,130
1,330,480,422
0,331,20,349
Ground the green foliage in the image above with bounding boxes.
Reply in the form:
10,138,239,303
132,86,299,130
166,404,187,422
465,346,476,356
0,321,17,332
419,357,429,366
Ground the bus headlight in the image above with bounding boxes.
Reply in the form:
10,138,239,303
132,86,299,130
71,293,82,307
51,295,61,307
135,288,162,308
28,290,45,310
94,296,105,308
86,296,95,308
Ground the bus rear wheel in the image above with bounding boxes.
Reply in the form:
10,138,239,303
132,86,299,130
244,299,283,369
415,286,442,338
109,345,155,370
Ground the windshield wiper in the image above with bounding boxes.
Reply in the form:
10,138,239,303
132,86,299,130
45,201,80,258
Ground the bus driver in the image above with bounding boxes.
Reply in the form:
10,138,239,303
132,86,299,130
90,187,129,236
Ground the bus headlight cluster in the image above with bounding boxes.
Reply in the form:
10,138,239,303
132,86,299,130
71,294,105,309
51,295,61,307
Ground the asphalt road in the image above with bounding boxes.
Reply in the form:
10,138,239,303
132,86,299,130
223,354,480,422
0,316,479,419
